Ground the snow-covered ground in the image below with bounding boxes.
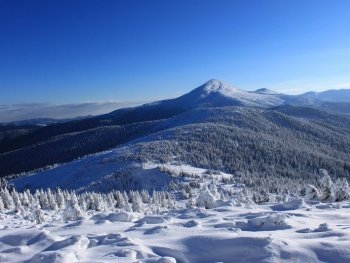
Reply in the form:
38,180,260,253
6,160,350,262
1,199,350,263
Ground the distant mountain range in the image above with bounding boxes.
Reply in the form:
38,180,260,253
1,80,350,191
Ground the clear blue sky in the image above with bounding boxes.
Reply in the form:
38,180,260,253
1,0,350,104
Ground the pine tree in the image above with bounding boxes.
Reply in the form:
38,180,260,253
115,191,127,210
332,178,350,202
63,196,83,221
130,191,143,213
0,196,5,211
11,190,22,213
46,188,58,210
93,193,106,211
38,189,49,210
106,192,115,210
319,169,334,202
20,191,30,208
123,191,132,212
78,194,87,211
1,188,14,210
55,188,65,209
33,207,45,224
140,190,150,203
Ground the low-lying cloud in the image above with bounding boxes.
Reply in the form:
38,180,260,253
0,101,143,123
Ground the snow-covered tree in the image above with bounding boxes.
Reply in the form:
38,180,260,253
106,192,116,209
0,196,4,211
1,188,14,210
332,178,350,202
33,206,45,224
46,188,58,210
56,188,65,209
63,199,83,221
123,191,132,212
140,190,150,203
114,191,127,210
11,190,22,213
130,191,143,213
319,169,335,202
93,193,106,211
20,191,30,208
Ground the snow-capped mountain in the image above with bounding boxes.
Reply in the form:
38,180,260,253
1,79,350,178
169,79,284,107
142,79,284,109
104,79,350,118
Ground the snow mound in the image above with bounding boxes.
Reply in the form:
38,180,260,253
0,230,54,247
137,215,167,224
157,257,177,263
271,199,308,211
144,226,169,235
2,200,350,262
44,235,89,251
105,248,138,259
181,236,278,263
314,223,332,232
183,219,201,228
24,251,78,263
90,212,135,222
242,213,291,231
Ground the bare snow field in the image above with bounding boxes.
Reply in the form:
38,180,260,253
1,199,350,263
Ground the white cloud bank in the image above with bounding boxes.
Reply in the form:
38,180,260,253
0,101,143,123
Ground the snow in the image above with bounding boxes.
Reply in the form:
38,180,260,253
254,88,280,95
190,79,285,107
11,149,172,193
1,200,350,262
7,160,350,262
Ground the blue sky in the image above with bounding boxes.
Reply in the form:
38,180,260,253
1,0,350,104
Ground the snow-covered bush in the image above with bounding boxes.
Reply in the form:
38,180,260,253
63,199,84,221
196,188,216,209
252,188,270,204
305,184,321,201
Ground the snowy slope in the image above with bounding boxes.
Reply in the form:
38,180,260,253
1,199,350,263
254,88,280,95
11,146,172,193
300,89,350,103
10,103,350,192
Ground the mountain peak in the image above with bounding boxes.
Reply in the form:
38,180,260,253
200,79,240,94
173,79,283,108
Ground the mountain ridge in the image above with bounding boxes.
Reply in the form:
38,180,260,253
1,79,350,178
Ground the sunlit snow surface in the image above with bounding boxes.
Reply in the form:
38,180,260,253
8,157,350,262
1,200,350,262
